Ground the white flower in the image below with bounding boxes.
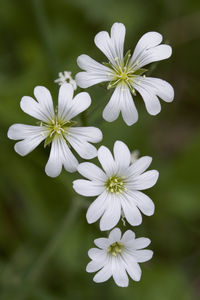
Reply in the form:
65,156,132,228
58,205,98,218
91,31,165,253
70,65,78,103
8,83,102,177
86,227,153,287
76,22,174,126
55,71,77,90
73,141,158,230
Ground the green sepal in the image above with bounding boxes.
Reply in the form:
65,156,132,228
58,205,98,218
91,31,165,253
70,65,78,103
123,49,131,66
63,120,76,127
102,62,113,69
44,135,53,148
134,68,147,76
36,121,44,126
130,87,137,96
107,80,119,90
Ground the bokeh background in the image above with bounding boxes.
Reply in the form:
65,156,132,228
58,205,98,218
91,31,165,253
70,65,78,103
1,0,200,299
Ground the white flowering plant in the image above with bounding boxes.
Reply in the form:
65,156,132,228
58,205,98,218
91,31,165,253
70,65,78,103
76,23,174,125
73,141,158,231
8,83,102,177
87,228,153,287
7,22,174,288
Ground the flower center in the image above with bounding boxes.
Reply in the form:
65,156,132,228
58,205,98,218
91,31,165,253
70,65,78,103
108,64,136,94
106,51,147,94
105,175,126,194
107,242,124,256
42,118,75,148
50,120,65,137
120,72,128,80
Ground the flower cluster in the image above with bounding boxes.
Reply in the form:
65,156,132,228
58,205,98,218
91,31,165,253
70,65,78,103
7,22,174,287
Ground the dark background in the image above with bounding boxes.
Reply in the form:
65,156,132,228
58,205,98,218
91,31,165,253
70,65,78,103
0,0,200,299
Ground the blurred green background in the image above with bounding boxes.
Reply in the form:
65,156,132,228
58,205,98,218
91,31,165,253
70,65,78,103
0,0,200,299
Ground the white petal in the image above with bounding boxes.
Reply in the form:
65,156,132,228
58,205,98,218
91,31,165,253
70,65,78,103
8,125,47,156
87,248,107,273
67,127,102,160
94,31,116,66
133,250,153,262
86,260,104,273
75,72,110,89
130,170,159,190
124,256,142,281
112,259,129,287
88,248,106,260
98,145,116,176
86,191,108,223
45,141,62,177
127,156,152,178
130,31,172,69
14,138,44,157
93,264,112,283
67,135,98,160
110,22,126,63
121,230,135,243
94,238,110,249
131,190,155,216
33,86,54,120
73,179,104,197
94,23,126,67
68,127,102,143
77,162,107,182
102,86,122,123
108,228,122,242
130,32,163,64
76,54,113,88
121,194,142,226
7,124,47,140
20,96,53,123
134,45,172,69
64,92,91,120
100,194,121,231
133,237,151,250
77,54,112,75
114,140,131,170
57,83,74,120
45,138,78,177
61,140,79,173
120,86,138,125
134,81,161,115
138,77,174,103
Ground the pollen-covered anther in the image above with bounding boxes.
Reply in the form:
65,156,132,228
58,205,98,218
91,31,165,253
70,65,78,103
107,242,124,256
49,121,65,137
106,175,126,194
